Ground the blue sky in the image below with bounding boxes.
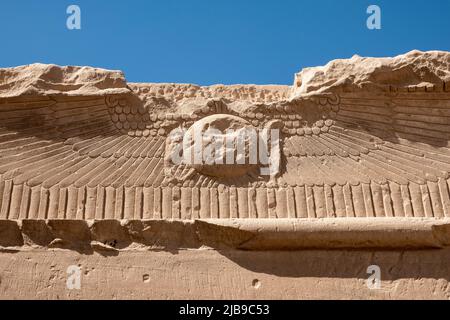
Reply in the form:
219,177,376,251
0,0,449,85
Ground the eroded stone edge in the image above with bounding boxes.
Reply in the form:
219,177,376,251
0,218,450,252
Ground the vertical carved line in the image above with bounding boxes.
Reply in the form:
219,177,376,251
361,183,374,217
104,187,116,219
210,188,219,219
38,187,50,219
313,186,326,218
162,187,172,219
95,186,105,220
48,186,60,219
267,188,277,219
124,187,135,219
381,184,393,217
0,176,4,218
332,185,346,218
409,183,424,217
229,187,238,219
420,184,434,217
180,187,192,220
142,187,154,219
256,188,268,219
114,186,124,220
400,184,413,217
192,187,200,219
276,188,288,218
172,186,181,219
343,184,355,217
19,185,31,220
286,187,296,218
153,187,162,219
248,188,257,218
324,185,335,218
9,184,23,219
0,180,12,219
237,187,248,219
218,185,230,219
28,186,41,219
428,181,444,218
76,187,86,220
58,187,68,219
440,179,450,217
199,187,210,219
370,182,385,217
389,182,405,217
305,186,316,218
85,187,97,220
134,187,143,220
351,184,366,217
66,187,78,219
294,186,307,218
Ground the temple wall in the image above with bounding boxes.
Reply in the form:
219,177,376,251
1,51,450,299
1,249,450,299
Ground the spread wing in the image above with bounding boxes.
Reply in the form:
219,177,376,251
0,94,166,191
0,93,172,220
1,85,450,220
279,88,450,218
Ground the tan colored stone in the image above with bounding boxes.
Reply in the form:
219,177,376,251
2,248,450,299
1,50,450,299
0,63,129,97
292,50,450,97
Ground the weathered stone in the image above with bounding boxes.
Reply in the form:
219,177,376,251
1,50,450,299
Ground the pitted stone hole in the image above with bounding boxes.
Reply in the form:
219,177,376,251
104,239,118,248
252,279,261,289
143,274,150,283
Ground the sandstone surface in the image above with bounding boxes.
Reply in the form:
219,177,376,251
1,50,450,299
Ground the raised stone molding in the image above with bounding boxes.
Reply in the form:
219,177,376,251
1,218,450,251
1,50,450,250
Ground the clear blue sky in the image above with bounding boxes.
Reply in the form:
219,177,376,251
0,0,449,85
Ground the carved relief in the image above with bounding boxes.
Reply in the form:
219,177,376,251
0,51,450,220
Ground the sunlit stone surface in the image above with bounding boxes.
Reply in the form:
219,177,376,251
1,50,450,299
